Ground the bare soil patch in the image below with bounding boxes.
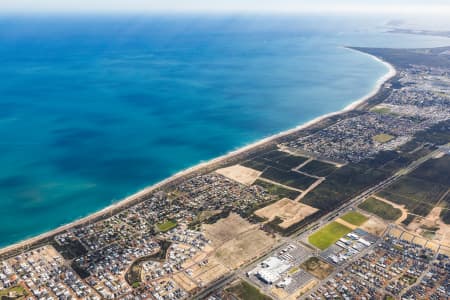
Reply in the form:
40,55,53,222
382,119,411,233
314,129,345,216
202,213,254,247
202,213,277,270
300,257,334,280
215,229,277,269
216,164,262,185
360,217,387,236
254,198,318,228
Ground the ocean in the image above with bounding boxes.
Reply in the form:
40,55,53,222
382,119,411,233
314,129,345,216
0,15,449,247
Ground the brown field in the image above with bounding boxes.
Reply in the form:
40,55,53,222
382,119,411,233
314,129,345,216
389,227,403,238
300,257,334,280
173,272,197,292
413,236,428,247
188,256,230,287
271,286,288,299
401,232,415,242
181,254,229,288
439,246,450,256
202,213,254,247
426,241,440,251
215,229,277,269
360,217,388,236
254,198,318,228
202,213,278,270
215,164,262,186
406,206,450,247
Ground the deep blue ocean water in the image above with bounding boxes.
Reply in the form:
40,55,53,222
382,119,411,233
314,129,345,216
0,15,449,247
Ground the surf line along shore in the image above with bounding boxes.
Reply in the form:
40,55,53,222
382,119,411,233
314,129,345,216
0,48,396,257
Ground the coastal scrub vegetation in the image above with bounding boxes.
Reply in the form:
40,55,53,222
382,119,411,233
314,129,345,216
377,155,449,217
298,160,338,177
358,197,402,221
253,179,301,200
241,150,308,172
260,167,316,190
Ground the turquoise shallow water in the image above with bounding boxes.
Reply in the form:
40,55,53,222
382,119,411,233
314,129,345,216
0,15,449,247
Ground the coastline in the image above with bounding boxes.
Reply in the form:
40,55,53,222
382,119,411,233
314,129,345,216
0,49,396,255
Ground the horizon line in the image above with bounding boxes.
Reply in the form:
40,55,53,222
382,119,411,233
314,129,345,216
1,4,450,16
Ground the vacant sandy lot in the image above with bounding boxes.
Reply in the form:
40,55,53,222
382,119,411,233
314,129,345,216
401,231,415,242
301,257,334,280
185,255,229,288
214,229,277,269
255,198,318,228
215,164,262,185
388,227,403,238
173,272,197,292
406,206,450,247
202,213,277,270
177,246,229,289
202,213,254,247
360,217,387,236
439,246,450,256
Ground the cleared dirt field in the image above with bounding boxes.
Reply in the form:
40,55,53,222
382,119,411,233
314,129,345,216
439,246,450,256
373,133,394,143
401,232,415,242
188,256,230,287
173,272,197,292
202,214,277,270
406,206,450,247
202,213,254,247
215,229,277,269
300,257,334,280
254,198,318,228
388,227,403,238
216,165,262,186
271,286,289,300
360,217,387,236
426,241,440,252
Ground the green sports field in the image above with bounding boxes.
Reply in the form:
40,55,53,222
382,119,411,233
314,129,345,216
340,211,368,226
156,220,177,232
308,221,352,250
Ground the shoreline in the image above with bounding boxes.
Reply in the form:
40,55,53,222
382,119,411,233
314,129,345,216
0,48,396,255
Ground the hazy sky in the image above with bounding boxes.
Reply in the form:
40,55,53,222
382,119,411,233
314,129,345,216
2,0,450,14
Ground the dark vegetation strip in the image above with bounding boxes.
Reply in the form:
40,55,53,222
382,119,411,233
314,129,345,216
261,167,317,190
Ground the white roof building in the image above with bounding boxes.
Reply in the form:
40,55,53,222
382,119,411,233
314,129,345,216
256,256,291,284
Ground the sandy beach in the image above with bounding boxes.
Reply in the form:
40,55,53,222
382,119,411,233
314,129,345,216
0,49,396,256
